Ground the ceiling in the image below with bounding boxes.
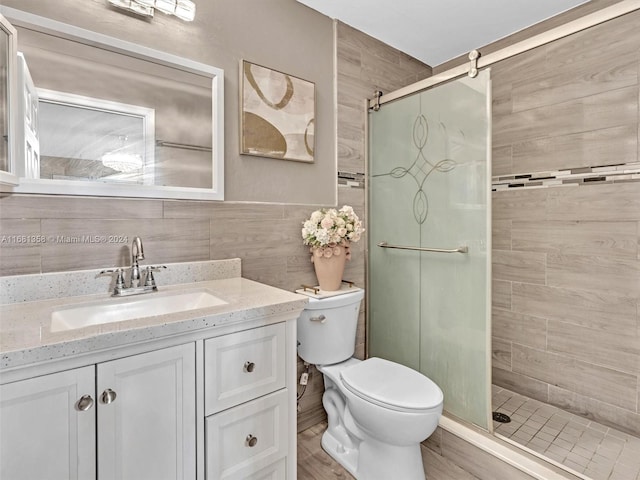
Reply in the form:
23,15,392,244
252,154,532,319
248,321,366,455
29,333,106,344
296,0,590,66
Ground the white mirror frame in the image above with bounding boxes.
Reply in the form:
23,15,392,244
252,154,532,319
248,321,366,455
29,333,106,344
0,6,224,200
0,13,19,185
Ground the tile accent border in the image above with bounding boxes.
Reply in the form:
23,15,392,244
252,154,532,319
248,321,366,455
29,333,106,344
338,171,365,188
492,162,640,191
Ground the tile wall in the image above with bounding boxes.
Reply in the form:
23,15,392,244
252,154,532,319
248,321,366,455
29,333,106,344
490,9,640,436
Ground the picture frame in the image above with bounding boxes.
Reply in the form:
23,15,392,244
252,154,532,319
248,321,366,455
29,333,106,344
240,60,315,163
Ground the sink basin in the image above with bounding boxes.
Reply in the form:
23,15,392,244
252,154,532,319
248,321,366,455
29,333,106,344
51,289,227,332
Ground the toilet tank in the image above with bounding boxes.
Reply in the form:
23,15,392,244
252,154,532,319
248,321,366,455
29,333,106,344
297,289,365,365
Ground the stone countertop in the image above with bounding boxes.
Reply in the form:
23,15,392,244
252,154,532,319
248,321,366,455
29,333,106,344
0,277,308,370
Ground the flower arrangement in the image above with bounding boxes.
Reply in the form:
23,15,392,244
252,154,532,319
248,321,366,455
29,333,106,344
301,205,364,260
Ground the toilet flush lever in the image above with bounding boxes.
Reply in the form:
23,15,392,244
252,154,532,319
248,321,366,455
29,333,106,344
310,314,326,323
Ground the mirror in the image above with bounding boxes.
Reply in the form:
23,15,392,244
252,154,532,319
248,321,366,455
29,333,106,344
0,14,18,185
0,7,224,200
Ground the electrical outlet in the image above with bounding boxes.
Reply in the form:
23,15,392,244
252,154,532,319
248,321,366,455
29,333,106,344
300,372,309,386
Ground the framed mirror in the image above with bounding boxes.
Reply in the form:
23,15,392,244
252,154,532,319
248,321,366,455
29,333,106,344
0,13,18,185
0,7,224,200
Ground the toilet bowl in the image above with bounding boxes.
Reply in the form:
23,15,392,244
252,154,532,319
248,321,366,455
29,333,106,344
297,289,443,480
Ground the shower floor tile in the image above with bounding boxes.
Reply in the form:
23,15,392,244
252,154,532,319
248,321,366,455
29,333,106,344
492,386,640,480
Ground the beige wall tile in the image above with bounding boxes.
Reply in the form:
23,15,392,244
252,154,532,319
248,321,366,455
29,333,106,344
512,344,637,411
512,282,637,334
492,220,511,250
492,337,512,371
548,385,640,437
512,220,638,259
492,189,547,222
547,320,640,375
547,253,640,299
0,219,42,275
510,56,638,113
492,250,546,284
493,85,638,147
40,218,209,273
511,125,638,173
546,183,640,222
492,308,547,349
492,279,511,310
0,194,163,219
492,367,549,404
492,145,512,176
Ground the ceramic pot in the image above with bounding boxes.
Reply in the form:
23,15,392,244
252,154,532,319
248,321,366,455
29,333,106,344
311,244,348,291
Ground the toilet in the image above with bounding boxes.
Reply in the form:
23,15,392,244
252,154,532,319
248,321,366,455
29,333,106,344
297,288,443,480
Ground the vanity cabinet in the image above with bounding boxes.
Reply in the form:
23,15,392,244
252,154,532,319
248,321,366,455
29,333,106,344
204,323,288,479
0,343,196,480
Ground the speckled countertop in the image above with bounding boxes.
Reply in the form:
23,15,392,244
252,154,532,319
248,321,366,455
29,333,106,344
0,277,308,370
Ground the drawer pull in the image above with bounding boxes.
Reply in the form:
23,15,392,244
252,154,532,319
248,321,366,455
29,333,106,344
76,394,94,411
244,361,255,373
310,314,326,323
245,434,258,447
100,388,117,404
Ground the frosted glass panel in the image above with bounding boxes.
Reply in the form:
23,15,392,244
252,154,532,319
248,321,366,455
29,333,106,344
368,70,491,429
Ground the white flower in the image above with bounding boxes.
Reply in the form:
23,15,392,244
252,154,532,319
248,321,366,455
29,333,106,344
301,205,365,249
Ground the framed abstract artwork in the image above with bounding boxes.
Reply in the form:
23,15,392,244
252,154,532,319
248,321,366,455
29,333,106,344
240,60,315,162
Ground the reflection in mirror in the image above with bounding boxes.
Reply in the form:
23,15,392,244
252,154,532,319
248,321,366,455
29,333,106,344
0,13,19,185
0,7,224,199
0,27,8,171
38,90,154,184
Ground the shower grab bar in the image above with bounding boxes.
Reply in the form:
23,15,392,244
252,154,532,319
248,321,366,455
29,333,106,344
378,241,468,254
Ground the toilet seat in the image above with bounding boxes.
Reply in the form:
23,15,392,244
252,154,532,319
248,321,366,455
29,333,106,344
340,357,443,413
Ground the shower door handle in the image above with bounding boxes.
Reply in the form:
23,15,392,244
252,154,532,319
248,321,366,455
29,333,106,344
378,241,468,254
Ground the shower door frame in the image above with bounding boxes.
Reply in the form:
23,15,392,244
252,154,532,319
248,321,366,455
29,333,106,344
364,0,640,433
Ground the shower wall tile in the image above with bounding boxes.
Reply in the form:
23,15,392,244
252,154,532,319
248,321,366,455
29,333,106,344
492,279,511,310
492,337,512,371
492,145,512,177
511,283,638,334
492,367,549,404
492,220,511,250
548,385,640,437
492,250,546,285
511,345,637,411
546,253,640,299
492,188,547,221
492,308,546,349
510,55,638,113
493,85,638,148
511,125,637,173
511,220,638,259
546,182,640,222
547,320,640,375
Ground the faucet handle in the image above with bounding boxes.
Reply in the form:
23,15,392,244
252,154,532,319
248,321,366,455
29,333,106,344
99,268,126,293
143,265,166,288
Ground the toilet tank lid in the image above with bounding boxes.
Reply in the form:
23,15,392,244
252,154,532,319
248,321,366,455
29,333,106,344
340,357,443,411
302,288,364,310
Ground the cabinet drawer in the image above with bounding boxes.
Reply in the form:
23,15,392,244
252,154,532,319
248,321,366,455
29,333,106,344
205,390,288,480
204,323,285,415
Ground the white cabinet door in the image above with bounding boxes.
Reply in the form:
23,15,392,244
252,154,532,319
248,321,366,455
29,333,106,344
97,343,196,480
0,366,96,480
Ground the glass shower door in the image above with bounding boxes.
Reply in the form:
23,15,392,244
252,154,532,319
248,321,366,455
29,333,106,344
368,70,491,429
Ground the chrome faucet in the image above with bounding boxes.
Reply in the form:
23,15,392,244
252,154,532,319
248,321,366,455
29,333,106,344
130,236,145,288
99,236,166,296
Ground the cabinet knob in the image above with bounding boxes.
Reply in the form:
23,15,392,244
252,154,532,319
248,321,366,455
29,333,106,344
244,361,255,373
100,388,117,404
76,394,94,411
245,434,258,447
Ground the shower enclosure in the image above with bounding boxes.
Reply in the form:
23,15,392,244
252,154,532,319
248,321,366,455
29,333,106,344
367,70,492,430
